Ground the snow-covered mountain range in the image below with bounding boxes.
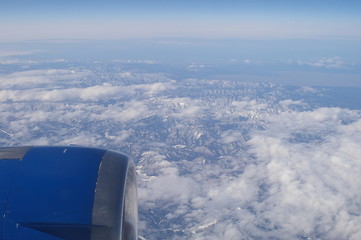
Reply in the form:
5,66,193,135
1,59,361,239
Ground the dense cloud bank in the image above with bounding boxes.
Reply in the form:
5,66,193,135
1,61,360,239
137,108,361,240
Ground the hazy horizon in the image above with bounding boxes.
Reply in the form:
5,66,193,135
1,0,361,41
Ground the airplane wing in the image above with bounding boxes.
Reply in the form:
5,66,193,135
0,146,137,240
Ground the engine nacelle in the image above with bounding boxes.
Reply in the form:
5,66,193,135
0,146,137,240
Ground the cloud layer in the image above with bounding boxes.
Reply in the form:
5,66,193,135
136,107,361,239
1,60,360,239
297,57,347,69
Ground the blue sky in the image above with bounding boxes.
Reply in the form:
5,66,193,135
1,0,360,41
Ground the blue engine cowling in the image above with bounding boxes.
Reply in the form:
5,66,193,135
0,146,137,240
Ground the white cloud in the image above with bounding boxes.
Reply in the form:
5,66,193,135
138,151,198,205
0,69,86,89
112,59,156,64
245,108,361,239
167,98,205,119
0,83,170,102
231,100,268,111
0,58,65,65
297,57,347,69
297,86,319,94
279,99,305,107
136,106,361,239
218,130,244,144
0,51,37,58
90,101,154,123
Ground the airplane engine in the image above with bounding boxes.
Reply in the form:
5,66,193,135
0,146,137,240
